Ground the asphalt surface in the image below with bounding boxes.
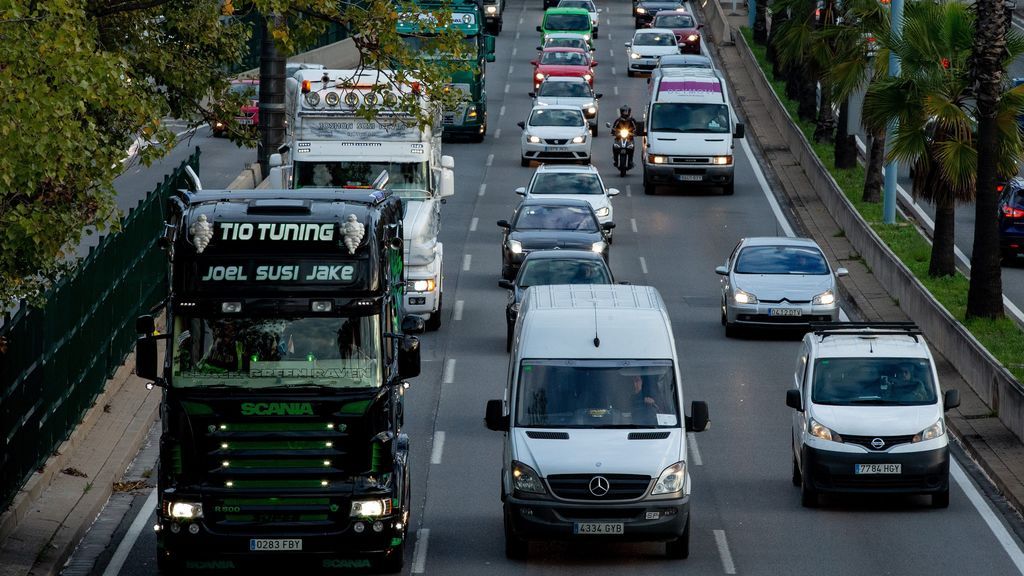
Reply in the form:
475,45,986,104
70,1,1024,574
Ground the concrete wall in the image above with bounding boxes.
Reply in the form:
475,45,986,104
729,32,1024,441
699,0,735,46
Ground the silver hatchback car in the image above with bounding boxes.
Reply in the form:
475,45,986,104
716,237,848,336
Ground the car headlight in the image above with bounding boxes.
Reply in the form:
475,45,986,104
583,74,592,82
512,460,546,494
630,51,641,59
733,288,757,304
411,279,437,292
808,418,843,442
572,135,586,143
648,154,667,164
350,498,393,518
650,461,687,496
812,290,836,305
535,72,545,81
486,5,497,13
583,34,591,41
167,502,203,519
913,419,945,443
591,241,606,253
509,239,523,254
710,155,733,165
636,7,646,13
527,135,542,143
586,105,597,115
594,206,610,217
686,34,699,41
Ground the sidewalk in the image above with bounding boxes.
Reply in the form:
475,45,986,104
705,2,1024,518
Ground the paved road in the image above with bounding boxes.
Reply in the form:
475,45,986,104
72,1,1024,574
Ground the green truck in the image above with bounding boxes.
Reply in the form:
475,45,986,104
397,0,495,142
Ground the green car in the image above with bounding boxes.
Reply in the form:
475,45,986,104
536,7,593,47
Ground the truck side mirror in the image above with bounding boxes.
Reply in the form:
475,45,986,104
402,315,425,334
135,336,159,382
733,123,745,139
786,389,803,411
440,155,455,198
685,400,710,432
398,335,421,379
136,315,156,334
943,389,961,411
485,399,510,431
486,35,496,59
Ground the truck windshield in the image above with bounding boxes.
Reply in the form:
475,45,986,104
295,160,431,198
811,358,937,406
400,35,479,61
171,315,382,389
515,360,679,428
650,102,729,133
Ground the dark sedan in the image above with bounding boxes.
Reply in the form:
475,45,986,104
633,0,684,28
1000,177,1024,263
498,250,614,351
497,198,615,281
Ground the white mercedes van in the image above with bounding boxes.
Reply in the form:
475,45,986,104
485,284,710,559
641,68,744,196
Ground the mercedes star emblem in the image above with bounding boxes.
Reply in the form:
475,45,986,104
589,475,610,497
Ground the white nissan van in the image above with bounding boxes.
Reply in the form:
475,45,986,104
485,284,710,560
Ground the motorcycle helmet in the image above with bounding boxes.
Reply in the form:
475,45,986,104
619,105,631,119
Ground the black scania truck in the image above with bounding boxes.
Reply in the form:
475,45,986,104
134,177,423,573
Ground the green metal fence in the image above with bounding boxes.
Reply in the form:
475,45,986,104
0,150,200,512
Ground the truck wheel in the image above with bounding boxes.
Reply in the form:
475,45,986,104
643,173,655,195
157,555,182,575
426,294,443,331
665,514,690,559
506,322,514,352
932,489,950,509
375,542,405,573
504,505,528,560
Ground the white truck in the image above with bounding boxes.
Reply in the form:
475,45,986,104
271,68,454,330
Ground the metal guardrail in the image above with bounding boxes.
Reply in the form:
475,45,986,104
0,150,200,512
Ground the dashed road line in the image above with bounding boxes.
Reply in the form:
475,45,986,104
479,183,487,196
952,460,1024,572
500,105,506,117
486,154,494,166
611,66,617,75
504,83,510,94
509,65,515,74
639,256,648,274
411,529,430,573
519,16,524,24
431,431,446,464
687,433,703,466
494,128,502,139
454,299,465,321
470,217,479,232
463,254,472,271
515,31,521,40
714,530,737,574
626,184,632,197
614,85,619,96
443,359,456,384
609,49,615,58
630,218,638,233
512,46,518,57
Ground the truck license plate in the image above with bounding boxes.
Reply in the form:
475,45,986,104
769,308,802,317
573,522,624,535
675,174,702,181
250,538,303,551
856,464,901,474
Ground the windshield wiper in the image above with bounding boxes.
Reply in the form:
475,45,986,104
847,398,889,405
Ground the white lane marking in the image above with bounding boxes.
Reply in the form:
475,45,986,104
740,136,795,238
614,85,619,96
504,83,510,94
479,183,487,197
500,105,506,117
839,308,850,322
463,254,472,271
611,66,617,75
952,459,1024,573
639,256,648,274
443,359,456,384
630,218,638,233
512,46,518,57
411,529,430,573
494,128,502,139
687,433,703,466
431,431,446,464
626,184,632,197
486,154,494,166
470,217,479,232
519,16,524,24
515,31,521,40
713,530,737,574
610,49,614,57
454,299,465,321
509,65,515,74
607,32,612,40
103,489,157,576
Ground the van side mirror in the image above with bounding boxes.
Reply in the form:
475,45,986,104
943,389,961,411
498,279,514,289
485,399,510,431
733,123,745,139
786,389,803,411
685,400,710,432
402,315,425,334
398,336,421,379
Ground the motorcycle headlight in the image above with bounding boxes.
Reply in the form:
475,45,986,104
630,51,641,59
512,460,546,494
509,239,523,254
572,135,586,143
527,135,542,143
733,288,757,304
808,418,843,442
486,5,497,13
912,419,945,443
166,502,204,519
594,206,610,217
710,155,733,165
650,462,687,496
350,499,393,518
591,241,606,253
619,128,631,138
686,34,699,42
812,290,836,305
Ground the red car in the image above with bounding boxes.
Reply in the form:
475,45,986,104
213,79,259,137
530,47,597,90
648,10,703,55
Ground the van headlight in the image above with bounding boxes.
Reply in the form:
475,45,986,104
594,206,610,217
710,155,733,165
166,502,203,519
350,498,393,518
733,288,757,304
572,135,586,143
812,290,835,305
509,239,523,254
808,418,843,443
648,154,667,164
912,419,945,443
511,461,546,494
650,462,687,496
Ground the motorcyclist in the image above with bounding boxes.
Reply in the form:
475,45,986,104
610,105,638,169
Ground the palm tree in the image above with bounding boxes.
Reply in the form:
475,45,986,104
771,0,821,121
754,0,769,44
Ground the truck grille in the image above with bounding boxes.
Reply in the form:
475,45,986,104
547,474,651,501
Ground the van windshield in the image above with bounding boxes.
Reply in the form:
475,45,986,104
515,360,679,428
650,102,729,133
811,358,937,406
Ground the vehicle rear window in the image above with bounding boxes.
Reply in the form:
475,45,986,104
635,32,677,46
531,173,603,195
545,13,591,30
811,358,937,406
734,246,829,275
654,14,695,27
518,259,611,287
540,51,587,66
539,81,590,97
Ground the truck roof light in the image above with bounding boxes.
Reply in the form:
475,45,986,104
301,80,311,93
311,300,333,312
325,92,340,106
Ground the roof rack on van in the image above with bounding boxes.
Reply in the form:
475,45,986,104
809,322,922,343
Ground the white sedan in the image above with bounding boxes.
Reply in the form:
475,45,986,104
626,28,681,77
516,164,619,232
517,105,592,167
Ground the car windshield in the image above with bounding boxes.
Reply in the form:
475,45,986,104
654,14,695,27
514,205,599,231
545,38,588,50
649,102,730,133
635,32,677,46
811,358,937,406
734,245,829,275
518,258,611,287
516,360,679,428
171,315,382,389
559,0,595,10
294,160,432,199
529,108,585,127
530,172,604,195
544,13,591,30
539,81,591,97
540,51,588,66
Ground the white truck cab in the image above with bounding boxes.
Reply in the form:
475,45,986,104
485,284,710,560
641,68,744,196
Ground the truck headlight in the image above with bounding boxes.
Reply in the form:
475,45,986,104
630,52,641,59
486,5,497,13
594,206,610,217
733,288,757,304
509,239,523,254
913,419,945,443
467,105,478,119
411,279,437,292
651,462,687,496
808,418,843,442
304,92,320,107
572,135,586,143
648,154,667,164
350,498,393,518
167,502,203,519
591,241,606,253
812,290,835,305
511,461,546,494
710,155,733,165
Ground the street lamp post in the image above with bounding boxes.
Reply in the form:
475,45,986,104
883,0,904,224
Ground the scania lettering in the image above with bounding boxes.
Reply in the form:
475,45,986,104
275,68,455,331
134,176,424,573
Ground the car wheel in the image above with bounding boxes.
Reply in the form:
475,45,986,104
501,264,513,281
665,514,690,559
720,303,727,326
932,489,950,509
591,124,599,137
504,505,528,560
425,293,442,332
800,471,819,508
724,322,739,338
723,180,735,196
521,156,530,167
627,69,636,78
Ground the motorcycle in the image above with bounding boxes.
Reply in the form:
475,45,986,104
606,122,634,177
